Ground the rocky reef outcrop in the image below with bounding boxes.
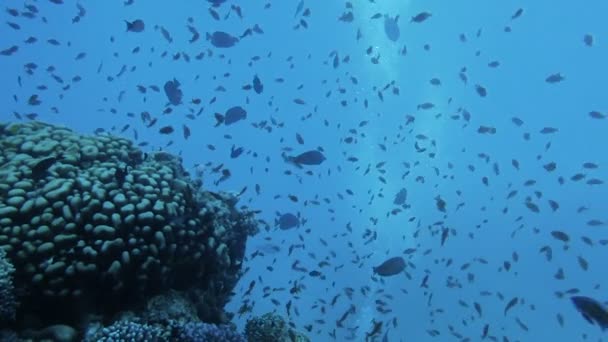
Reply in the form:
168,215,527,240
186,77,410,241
0,121,258,335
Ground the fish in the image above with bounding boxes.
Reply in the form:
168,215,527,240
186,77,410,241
230,145,244,158
163,79,183,105
125,19,145,32
207,0,226,7
187,25,200,43
339,12,354,23
373,256,406,276
182,125,191,140
365,320,383,341
252,75,263,94
545,73,564,83
114,165,129,187
285,150,326,166
504,297,518,316
159,126,174,134
208,8,220,20
276,213,300,230
206,31,239,48
393,188,407,205
294,0,304,18
571,296,608,331
215,106,247,126
31,154,62,180
384,15,400,41
411,12,432,23
0,45,18,56
511,8,524,20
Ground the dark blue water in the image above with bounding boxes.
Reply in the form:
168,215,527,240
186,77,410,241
2,1,608,341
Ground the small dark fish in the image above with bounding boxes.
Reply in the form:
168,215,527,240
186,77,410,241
159,26,173,43
253,75,263,94
7,22,20,30
478,126,496,134
159,126,174,135
230,145,244,158
276,213,300,230
373,256,405,276
187,25,200,43
125,19,144,32
540,127,558,134
206,31,239,48
209,8,220,20
588,111,605,119
0,45,18,56
511,8,524,20
294,0,304,18
183,125,191,140
339,11,354,23
511,117,524,126
411,12,432,23
384,14,400,41
5,8,19,16
208,0,226,7
215,106,247,126
393,188,407,205
31,154,62,179
163,78,183,105
583,162,599,169
545,73,564,83
417,102,434,110
366,320,383,340
571,296,608,331
114,165,128,187
504,297,518,316
475,84,487,97
488,61,500,68
287,150,326,166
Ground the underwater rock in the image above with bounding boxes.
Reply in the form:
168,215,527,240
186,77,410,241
245,313,310,342
0,248,17,322
0,121,259,327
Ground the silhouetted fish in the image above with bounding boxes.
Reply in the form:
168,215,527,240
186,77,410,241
215,106,247,126
207,31,239,48
373,257,406,276
31,154,62,180
571,296,608,331
125,19,144,32
164,79,183,105
285,150,326,166
384,15,400,41
276,213,300,230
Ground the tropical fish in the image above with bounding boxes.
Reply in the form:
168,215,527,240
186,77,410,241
373,257,406,276
571,296,608,331
125,19,144,32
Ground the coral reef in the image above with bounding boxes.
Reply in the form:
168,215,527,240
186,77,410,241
0,121,258,326
84,320,166,342
143,290,199,324
0,247,17,322
245,313,310,342
82,292,246,342
173,321,246,342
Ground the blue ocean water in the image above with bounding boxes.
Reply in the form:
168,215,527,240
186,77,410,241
1,0,608,341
